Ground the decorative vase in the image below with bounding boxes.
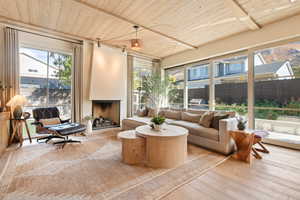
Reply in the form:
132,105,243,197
13,105,23,119
237,121,246,131
86,120,93,135
153,124,161,131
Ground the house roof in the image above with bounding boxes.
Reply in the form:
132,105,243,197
254,61,286,74
218,61,288,79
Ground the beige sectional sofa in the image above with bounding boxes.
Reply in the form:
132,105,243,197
122,109,237,155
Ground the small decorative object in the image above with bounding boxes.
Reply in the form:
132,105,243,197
6,95,28,119
236,116,247,131
151,116,165,131
83,115,94,135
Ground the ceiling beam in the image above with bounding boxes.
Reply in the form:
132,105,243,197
0,15,161,59
225,0,260,30
71,0,197,49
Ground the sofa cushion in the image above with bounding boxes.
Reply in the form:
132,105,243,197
186,109,207,115
122,117,151,127
136,108,148,117
181,112,201,123
158,110,165,117
199,111,214,128
147,108,155,117
211,113,229,130
169,120,219,141
164,110,181,120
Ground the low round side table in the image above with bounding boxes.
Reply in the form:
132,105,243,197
136,125,188,168
118,130,146,165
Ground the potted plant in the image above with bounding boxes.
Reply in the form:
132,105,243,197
151,116,165,131
83,115,94,135
236,116,247,131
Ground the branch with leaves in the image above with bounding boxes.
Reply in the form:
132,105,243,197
142,73,171,115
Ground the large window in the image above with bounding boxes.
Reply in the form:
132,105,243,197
20,47,72,136
132,57,153,114
164,39,300,148
254,43,300,135
187,63,209,109
165,66,184,109
214,55,248,116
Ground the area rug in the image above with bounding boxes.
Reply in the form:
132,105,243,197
0,129,228,200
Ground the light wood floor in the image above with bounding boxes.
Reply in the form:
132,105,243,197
162,144,300,200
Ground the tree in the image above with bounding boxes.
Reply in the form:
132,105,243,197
142,72,171,114
50,53,72,87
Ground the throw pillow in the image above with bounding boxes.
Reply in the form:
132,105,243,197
158,110,165,117
211,113,229,130
164,110,181,120
181,112,201,123
199,111,214,128
147,108,156,117
136,108,148,117
40,117,61,126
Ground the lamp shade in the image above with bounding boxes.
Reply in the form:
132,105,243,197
131,39,141,50
6,95,28,107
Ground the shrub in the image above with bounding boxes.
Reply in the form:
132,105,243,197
284,101,300,116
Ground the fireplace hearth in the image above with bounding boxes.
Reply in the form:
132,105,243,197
92,100,120,130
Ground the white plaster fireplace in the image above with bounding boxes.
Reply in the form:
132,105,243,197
89,44,128,125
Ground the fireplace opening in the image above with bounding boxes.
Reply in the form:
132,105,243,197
92,100,120,130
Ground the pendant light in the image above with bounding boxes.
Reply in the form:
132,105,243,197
131,25,141,50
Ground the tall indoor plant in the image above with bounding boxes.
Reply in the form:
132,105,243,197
142,72,170,116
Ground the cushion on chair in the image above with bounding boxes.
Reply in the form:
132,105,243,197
33,107,60,121
40,118,61,126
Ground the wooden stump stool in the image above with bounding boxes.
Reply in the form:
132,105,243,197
118,130,146,165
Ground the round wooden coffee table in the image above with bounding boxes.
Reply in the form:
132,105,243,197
135,125,188,168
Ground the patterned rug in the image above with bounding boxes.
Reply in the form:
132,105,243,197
0,129,228,200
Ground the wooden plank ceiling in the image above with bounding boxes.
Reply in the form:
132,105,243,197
0,0,300,58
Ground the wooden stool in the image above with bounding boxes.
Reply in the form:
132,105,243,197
230,130,270,163
118,130,146,165
230,130,255,163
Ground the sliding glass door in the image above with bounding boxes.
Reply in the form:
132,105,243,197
254,43,300,139
19,47,72,137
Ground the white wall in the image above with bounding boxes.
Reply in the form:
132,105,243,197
90,44,127,120
82,41,93,118
162,14,300,68
19,32,73,55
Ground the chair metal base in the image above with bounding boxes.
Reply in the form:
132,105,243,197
53,139,81,149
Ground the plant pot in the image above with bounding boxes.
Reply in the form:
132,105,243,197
86,120,93,135
153,124,162,131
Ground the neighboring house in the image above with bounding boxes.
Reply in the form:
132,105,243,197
188,54,294,88
20,53,70,89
